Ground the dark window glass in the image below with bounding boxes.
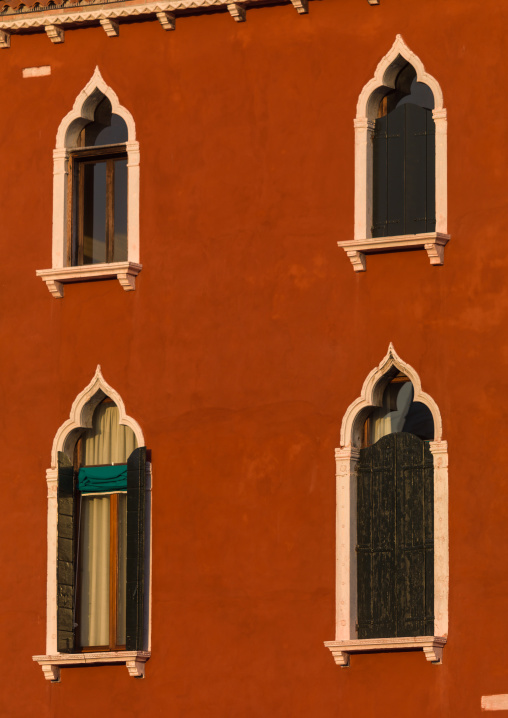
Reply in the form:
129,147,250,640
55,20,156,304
80,97,128,147
113,158,128,262
82,161,107,265
68,96,128,267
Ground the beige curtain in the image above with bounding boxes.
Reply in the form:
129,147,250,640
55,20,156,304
83,403,137,465
79,402,134,647
370,381,414,444
116,493,127,646
79,495,111,647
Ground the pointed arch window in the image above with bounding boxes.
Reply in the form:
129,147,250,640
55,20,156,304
324,346,449,667
36,69,141,298
338,35,449,272
33,368,150,681
57,400,144,653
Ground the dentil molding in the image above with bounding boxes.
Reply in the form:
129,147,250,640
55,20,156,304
0,0,313,43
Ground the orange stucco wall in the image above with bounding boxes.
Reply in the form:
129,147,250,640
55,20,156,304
0,0,506,715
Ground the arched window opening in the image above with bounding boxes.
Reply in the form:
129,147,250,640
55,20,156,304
372,63,436,238
362,372,434,446
68,97,128,267
57,397,146,655
356,373,435,640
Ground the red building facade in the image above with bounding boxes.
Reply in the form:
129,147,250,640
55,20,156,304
0,0,505,715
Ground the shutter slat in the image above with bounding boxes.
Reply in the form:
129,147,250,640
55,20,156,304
426,110,436,232
372,115,388,237
386,105,405,236
404,104,428,235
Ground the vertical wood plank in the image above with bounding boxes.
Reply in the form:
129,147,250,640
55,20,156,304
57,452,76,653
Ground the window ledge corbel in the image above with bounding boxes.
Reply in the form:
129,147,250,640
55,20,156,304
324,636,447,667
36,261,142,298
338,232,450,272
32,650,150,681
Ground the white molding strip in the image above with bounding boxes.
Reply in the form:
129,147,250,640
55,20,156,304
482,695,508,711
324,637,446,668
0,0,310,37
32,651,151,681
36,261,142,297
338,232,450,272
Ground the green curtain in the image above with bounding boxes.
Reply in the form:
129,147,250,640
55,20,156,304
78,465,128,493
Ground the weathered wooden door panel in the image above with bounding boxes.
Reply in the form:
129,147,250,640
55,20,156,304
357,432,434,639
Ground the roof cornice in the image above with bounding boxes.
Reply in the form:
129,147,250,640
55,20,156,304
0,0,313,44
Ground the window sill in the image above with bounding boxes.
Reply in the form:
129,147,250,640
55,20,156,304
32,650,150,681
324,636,447,667
36,261,142,298
338,232,450,272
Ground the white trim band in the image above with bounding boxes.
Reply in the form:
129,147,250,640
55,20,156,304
33,651,151,681
338,233,450,272
324,637,446,668
36,261,142,297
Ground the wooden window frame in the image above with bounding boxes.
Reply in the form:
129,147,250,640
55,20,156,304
76,490,127,653
66,143,127,268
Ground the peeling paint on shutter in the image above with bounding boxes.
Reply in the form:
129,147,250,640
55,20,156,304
357,433,434,639
57,452,76,653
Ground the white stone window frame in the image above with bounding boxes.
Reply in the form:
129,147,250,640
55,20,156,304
32,366,152,681
36,67,141,298
338,35,450,272
324,344,448,666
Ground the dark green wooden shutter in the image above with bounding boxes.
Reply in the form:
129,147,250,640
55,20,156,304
126,446,146,651
372,104,436,238
357,435,397,638
357,433,434,639
57,452,76,653
372,114,389,238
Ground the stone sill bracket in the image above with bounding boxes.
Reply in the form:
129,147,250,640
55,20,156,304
338,233,450,272
324,636,447,667
33,651,151,681
36,261,142,298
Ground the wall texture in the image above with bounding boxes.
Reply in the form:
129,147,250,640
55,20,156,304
0,0,505,715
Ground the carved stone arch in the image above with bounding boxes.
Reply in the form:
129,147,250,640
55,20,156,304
55,66,137,149
340,342,443,448
347,34,448,270
324,345,449,666
356,34,444,121
51,364,144,468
